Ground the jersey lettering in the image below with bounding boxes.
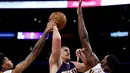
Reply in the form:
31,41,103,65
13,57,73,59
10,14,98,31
61,68,77,73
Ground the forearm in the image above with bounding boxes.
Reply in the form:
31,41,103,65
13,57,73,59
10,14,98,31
49,26,61,66
52,26,61,41
78,15,89,43
32,29,49,56
13,24,50,73
52,26,61,55
72,61,86,72
77,9,93,54
17,29,49,71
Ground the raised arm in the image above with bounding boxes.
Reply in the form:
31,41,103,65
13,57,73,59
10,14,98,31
49,26,61,68
77,0,89,48
77,0,99,67
12,22,53,73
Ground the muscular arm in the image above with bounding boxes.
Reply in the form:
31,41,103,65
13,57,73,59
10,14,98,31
49,26,61,68
77,0,99,67
12,29,49,73
72,62,86,72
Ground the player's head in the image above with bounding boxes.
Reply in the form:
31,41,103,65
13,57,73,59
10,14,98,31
60,46,71,62
0,53,13,71
101,54,119,73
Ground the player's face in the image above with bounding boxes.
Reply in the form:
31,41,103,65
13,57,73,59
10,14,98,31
61,47,71,62
101,55,108,67
2,57,13,70
101,55,112,72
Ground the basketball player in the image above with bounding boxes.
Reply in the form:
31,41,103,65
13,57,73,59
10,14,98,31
0,21,55,73
76,0,120,73
49,25,88,73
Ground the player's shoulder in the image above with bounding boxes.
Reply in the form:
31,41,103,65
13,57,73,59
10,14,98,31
84,63,105,73
92,63,105,73
92,63,102,69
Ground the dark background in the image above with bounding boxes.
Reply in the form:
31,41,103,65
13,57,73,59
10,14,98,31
0,4,129,73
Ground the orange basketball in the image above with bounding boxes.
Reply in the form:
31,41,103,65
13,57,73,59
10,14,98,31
49,12,67,30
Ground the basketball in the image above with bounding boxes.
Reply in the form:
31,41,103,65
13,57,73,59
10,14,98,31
48,12,67,30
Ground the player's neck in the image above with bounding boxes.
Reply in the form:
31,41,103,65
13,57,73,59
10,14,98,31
62,60,69,64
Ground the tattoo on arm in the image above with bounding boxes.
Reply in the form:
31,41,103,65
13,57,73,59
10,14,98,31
13,30,49,73
77,1,99,67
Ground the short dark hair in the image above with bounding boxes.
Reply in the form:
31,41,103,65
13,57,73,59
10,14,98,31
107,54,120,70
0,53,5,71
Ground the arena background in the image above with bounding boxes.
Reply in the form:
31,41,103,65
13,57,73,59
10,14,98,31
0,0,129,73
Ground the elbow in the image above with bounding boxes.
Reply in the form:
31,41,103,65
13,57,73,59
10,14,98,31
81,34,89,42
53,36,61,43
80,37,88,43
53,34,61,42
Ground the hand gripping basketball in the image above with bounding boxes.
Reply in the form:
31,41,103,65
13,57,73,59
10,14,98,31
48,12,67,30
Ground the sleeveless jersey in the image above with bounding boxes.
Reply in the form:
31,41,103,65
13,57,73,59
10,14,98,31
3,70,12,73
57,61,77,73
84,63,105,73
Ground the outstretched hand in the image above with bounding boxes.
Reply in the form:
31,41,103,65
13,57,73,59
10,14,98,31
46,20,57,32
76,49,81,62
77,0,82,15
76,48,87,65
76,48,85,62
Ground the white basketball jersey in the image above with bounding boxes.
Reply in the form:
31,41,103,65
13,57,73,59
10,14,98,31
84,63,105,73
3,70,12,73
